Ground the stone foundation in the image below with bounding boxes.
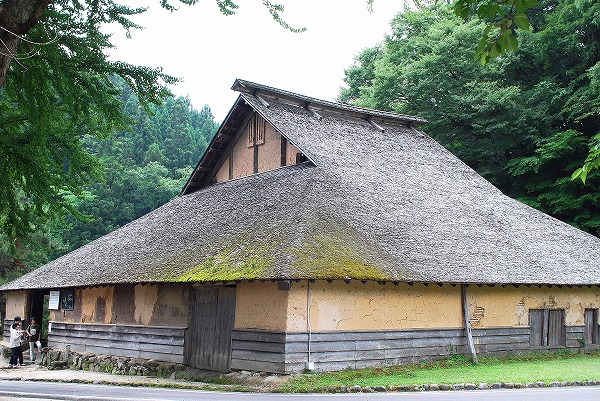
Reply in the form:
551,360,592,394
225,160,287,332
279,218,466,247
41,347,186,378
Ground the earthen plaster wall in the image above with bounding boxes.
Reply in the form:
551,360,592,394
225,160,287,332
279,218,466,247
286,281,463,332
214,122,302,184
234,281,288,331
50,284,189,327
231,125,254,179
286,141,300,165
467,285,600,328
215,156,229,183
257,125,282,173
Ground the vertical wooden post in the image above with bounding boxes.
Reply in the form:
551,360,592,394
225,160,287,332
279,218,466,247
280,136,287,167
228,149,233,180
461,284,478,363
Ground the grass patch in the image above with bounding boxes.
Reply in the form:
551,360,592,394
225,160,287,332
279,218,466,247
280,351,600,393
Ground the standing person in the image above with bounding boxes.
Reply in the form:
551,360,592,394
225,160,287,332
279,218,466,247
26,317,42,362
11,316,24,366
8,322,23,367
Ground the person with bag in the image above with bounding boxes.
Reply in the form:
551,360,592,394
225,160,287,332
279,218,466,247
26,317,42,363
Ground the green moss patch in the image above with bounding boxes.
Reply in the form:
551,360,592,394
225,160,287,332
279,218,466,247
171,233,274,282
293,225,390,281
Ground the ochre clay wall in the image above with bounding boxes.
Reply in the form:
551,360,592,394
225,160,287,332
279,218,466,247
234,281,288,331
286,281,463,332
50,284,189,326
257,124,283,173
286,141,301,166
215,156,229,183
466,285,600,328
231,124,254,179
5,291,28,319
214,118,303,183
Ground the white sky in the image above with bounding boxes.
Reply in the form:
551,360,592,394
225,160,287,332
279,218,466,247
108,0,406,122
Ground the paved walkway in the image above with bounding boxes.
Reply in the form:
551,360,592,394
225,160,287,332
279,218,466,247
0,350,282,392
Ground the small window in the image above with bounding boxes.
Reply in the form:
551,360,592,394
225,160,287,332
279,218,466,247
246,114,266,147
585,309,598,345
61,290,74,311
529,309,565,347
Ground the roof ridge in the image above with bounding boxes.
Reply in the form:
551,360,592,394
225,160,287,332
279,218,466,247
232,79,428,126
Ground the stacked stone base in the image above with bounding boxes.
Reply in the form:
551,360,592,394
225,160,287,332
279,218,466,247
41,347,187,378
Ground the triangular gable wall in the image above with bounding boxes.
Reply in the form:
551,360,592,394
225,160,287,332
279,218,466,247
181,94,312,195
213,111,304,184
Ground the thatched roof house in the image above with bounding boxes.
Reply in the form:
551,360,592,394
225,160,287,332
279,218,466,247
2,80,599,373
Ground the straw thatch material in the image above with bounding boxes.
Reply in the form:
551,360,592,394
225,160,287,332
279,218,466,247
2,80,600,290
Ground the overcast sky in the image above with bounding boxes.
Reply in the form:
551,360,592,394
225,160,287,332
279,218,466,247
108,0,406,122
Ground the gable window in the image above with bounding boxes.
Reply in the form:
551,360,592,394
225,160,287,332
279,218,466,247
585,309,598,345
529,309,566,347
246,114,266,147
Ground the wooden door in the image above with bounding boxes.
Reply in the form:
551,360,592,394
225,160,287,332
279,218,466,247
584,309,598,345
188,286,236,371
547,309,565,346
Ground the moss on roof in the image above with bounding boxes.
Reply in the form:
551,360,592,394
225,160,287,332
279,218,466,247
2,82,600,291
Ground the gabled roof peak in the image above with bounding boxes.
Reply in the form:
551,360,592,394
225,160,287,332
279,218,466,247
232,79,427,126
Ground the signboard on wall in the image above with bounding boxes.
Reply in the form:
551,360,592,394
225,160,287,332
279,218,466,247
49,291,60,310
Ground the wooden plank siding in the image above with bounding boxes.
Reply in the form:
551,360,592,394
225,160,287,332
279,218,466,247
3,319,12,340
231,327,533,373
48,322,186,363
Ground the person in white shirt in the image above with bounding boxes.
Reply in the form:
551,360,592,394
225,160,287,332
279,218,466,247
8,322,24,367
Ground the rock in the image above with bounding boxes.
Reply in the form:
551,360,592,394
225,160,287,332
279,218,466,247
549,381,561,387
478,383,489,390
465,383,476,390
502,382,514,389
491,383,502,389
145,359,161,368
439,384,451,391
373,386,386,392
350,385,361,392
453,383,465,390
50,360,67,369
429,384,439,391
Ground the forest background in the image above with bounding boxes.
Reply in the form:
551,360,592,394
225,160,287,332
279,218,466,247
0,0,598,284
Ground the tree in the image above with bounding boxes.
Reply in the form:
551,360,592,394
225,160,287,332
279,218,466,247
0,0,296,245
340,1,600,236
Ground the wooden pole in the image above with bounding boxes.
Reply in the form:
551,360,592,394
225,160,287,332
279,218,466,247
461,284,478,363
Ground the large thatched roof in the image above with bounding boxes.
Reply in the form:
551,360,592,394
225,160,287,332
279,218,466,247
3,80,600,290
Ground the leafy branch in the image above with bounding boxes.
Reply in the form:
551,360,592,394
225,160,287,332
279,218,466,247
453,0,538,64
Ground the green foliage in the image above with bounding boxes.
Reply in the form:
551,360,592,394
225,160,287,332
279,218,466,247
0,77,218,277
0,0,297,253
451,0,538,64
340,0,600,236
0,1,178,245
59,82,218,253
282,351,600,393
570,63,600,183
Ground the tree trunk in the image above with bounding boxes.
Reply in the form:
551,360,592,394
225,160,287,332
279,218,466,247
0,0,51,87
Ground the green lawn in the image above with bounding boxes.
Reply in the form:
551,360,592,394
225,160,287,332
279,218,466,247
280,352,600,392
